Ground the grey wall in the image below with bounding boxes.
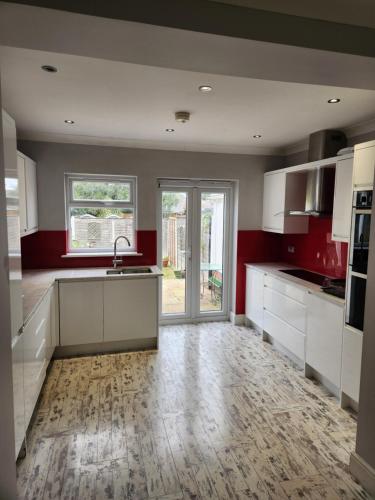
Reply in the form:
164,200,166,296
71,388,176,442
0,81,18,499
18,140,283,232
284,130,375,167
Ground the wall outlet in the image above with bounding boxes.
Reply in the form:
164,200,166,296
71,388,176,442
288,245,295,254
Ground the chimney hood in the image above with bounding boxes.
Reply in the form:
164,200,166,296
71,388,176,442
288,166,335,216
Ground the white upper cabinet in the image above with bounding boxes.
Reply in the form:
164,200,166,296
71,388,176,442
17,151,38,236
332,157,354,242
353,141,375,189
263,171,309,234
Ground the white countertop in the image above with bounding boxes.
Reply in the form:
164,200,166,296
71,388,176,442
245,262,345,307
22,266,162,324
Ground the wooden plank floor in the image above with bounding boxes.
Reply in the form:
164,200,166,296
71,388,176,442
17,322,373,499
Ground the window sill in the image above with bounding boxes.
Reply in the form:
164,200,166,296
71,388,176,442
61,252,143,258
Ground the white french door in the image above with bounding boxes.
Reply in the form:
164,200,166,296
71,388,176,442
158,179,232,323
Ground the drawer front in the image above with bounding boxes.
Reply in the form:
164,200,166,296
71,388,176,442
264,310,305,360
264,274,306,304
264,286,306,332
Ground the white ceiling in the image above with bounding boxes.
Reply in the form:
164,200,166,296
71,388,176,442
1,46,375,155
210,0,375,29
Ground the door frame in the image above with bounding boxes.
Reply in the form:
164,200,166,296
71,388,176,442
157,178,234,324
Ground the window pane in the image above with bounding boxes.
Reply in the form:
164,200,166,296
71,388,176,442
200,192,225,312
69,208,134,250
72,180,131,202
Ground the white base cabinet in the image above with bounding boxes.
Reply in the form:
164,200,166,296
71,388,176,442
103,279,158,342
245,267,264,329
306,293,344,389
12,332,25,458
341,326,363,403
59,281,104,346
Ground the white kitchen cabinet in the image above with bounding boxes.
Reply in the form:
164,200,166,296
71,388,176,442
12,332,25,459
59,281,104,346
264,286,306,332
17,151,38,236
103,278,158,342
263,171,308,234
353,141,375,189
245,267,264,329
341,325,362,403
263,310,305,361
23,288,53,428
306,293,344,388
332,157,354,242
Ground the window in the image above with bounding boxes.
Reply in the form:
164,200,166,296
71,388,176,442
65,174,137,253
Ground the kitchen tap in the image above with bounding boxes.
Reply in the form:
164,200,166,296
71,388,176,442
112,235,131,269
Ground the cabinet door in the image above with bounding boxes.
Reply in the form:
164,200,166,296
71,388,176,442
245,268,264,328
17,153,28,235
262,172,285,232
353,146,375,188
59,281,104,346
341,326,362,402
12,333,25,459
103,279,158,342
25,156,38,232
49,283,59,359
306,293,344,387
332,158,353,242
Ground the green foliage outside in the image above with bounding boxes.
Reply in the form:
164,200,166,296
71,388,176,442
73,181,130,202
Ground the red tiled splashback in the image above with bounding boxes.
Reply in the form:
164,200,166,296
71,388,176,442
21,230,157,269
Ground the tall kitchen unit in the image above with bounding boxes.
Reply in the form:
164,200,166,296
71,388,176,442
2,109,25,458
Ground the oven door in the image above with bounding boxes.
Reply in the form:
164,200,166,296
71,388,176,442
346,272,367,331
350,209,371,274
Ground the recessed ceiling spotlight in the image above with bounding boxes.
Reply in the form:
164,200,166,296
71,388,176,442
199,85,213,93
41,65,57,73
166,128,175,132
253,134,262,139
328,98,340,103
64,119,75,124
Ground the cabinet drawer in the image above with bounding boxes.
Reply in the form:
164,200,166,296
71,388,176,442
264,274,306,304
264,286,306,332
264,310,305,360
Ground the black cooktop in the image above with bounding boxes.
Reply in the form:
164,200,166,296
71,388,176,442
279,268,329,286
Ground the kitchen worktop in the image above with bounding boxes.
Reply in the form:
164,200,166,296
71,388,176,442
245,262,345,307
22,266,162,324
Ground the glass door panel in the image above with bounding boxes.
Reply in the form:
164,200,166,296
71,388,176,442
161,191,189,316
199,192,225,313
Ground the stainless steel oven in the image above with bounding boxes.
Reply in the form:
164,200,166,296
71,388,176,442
346,190,372,331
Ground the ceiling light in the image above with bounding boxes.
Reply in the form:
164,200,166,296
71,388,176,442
64,119,75,124
199,85,213,93
253,134,262,139
166,128,175,132
328,98,340,103
41,65,57,73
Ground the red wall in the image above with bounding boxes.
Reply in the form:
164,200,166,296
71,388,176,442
280,217,348,279
21,230,157,269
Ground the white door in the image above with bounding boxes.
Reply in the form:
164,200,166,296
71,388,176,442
158,180,232,322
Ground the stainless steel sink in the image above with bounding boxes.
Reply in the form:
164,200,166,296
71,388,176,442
106,267,152,275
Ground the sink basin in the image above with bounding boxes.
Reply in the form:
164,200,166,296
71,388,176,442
106,267,152,275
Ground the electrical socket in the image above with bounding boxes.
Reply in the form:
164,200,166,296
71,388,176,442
288,245,295,254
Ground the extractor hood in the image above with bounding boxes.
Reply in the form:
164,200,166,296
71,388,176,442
288,166,335,216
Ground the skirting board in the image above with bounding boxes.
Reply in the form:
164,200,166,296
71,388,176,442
54,337,157,358
230,312,245,325
350,452,375,497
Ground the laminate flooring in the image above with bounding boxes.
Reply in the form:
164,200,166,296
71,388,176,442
17,322,373,499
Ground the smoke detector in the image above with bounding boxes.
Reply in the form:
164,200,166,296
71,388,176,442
175,111,190,123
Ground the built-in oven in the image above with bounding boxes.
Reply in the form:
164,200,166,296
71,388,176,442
346,190,372,331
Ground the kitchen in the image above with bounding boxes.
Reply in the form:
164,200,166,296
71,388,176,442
2,2,375,499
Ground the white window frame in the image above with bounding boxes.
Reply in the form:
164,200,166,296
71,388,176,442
65,173,137,254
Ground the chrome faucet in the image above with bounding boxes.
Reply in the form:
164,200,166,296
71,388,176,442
112,235,131,269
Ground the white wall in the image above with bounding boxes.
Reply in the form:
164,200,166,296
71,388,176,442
18,140,283,232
